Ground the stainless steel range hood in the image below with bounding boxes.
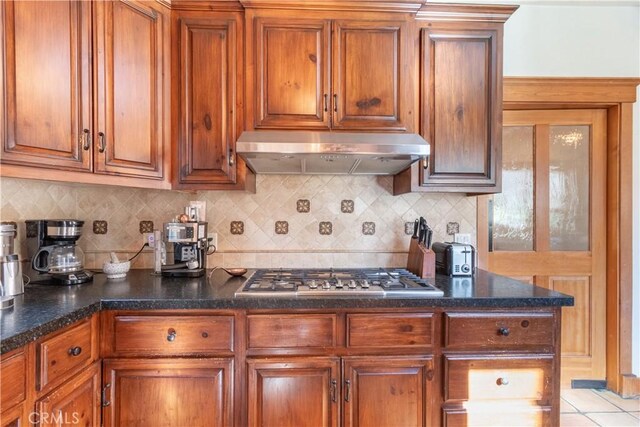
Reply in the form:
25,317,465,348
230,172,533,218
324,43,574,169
236,131,429,175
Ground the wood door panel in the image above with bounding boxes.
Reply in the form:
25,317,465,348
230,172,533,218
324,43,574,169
343,356,434,427
103,358,233,427
247,358,339,427
332,20,405,130
177,15,239,184
35,362,101,427
95,0,164,178
247,314,337,349
0,347,26,410
481,109,607,384
1,0,92,171
0,403,25,427
346,313,434,348
421,27,499,187
254,18,330,129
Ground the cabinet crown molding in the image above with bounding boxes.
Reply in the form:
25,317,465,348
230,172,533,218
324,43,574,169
159,0,244,11
238,0,423,13
416,2,519,22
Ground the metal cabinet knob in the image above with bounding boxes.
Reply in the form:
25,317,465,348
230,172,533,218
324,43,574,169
67,346,82,357
167,328,177,342
498,327,510,336
497,377,509,386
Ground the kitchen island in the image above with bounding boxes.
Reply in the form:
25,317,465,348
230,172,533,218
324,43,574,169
1,269,572,427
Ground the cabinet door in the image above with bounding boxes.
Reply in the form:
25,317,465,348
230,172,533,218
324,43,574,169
102,358,232,427
253,18,331,129
332,20,407,130
343,356,435,427
35,361,101,427
1,0,92,171
0,404,26,427
247,358,339,427
94,0,165,178
420,25,501,191
176,14,240,185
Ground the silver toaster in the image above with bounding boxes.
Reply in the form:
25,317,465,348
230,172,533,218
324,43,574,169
432,242,475,276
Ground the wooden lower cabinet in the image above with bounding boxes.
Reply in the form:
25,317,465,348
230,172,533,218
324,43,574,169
102,358,233,427
247,358,340,427
0,404,26,427
35,361,101,427
343,356,436,427
247,356,436,427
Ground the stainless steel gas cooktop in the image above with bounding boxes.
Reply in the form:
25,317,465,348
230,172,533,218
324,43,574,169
234,268,444,297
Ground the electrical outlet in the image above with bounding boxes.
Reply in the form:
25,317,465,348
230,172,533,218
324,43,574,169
144,232,155,248
454,233,471,244
208,232,218,249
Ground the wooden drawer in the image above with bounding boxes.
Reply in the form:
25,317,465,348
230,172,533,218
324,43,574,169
443,406,551,427
444,312,555,350
1,347,27,410
37,316,97,391
247,314,337,349
444,355,553,402
347,313,434,348
112,315,234,355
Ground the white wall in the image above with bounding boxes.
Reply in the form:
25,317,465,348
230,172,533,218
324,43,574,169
442,0,640,376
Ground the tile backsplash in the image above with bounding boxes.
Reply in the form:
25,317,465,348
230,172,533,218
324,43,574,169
0,176,477,269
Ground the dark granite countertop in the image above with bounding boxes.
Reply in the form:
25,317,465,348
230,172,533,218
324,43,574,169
0,269,573,354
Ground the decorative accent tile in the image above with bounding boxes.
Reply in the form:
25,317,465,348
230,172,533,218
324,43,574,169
93,220,108,235
447,222,460,235
139,220,154,234
230,221,244,235
362,222,375,235
341,199,354,213
319,221,332,235
404,222,414,235
297,199,310,213
275,221,289,235
26,221,37,238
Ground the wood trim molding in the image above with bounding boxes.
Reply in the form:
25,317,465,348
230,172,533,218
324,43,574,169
501,77,640,396
504,77,640,104
416,3,519,23
159,0,244,11
238,0,423,12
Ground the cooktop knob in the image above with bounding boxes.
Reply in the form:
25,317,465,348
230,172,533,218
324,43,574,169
361,280,370,288
309,280,318,289
322,281,331,289
348,280,357,289
335,279,343,288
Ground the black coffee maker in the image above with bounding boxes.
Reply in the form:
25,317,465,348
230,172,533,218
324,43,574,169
26,220,93,285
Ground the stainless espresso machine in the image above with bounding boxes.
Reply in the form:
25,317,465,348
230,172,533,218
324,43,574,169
26,220,93,285
155,221,211,278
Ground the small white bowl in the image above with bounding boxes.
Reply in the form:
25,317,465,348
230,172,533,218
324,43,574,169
103,261,131,279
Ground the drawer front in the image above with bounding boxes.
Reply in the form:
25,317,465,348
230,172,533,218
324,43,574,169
445,355,553,402
444,312,555,350
113,315,234,355
247,314,337,349
37,317,95,391
347,313,434,348
443,406,551,427
1,348,27,409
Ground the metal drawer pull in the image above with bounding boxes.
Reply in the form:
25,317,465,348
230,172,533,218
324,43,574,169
98,132,106,153
497,377,509,386
167,328,177,342
498,327,510,336
333,94,338,112
330,379,337,402
344,379,351,402
67,346,82,357
323,94,328,112
229,148,234,167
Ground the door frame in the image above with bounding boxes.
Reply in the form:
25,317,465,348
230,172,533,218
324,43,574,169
477,77,640,396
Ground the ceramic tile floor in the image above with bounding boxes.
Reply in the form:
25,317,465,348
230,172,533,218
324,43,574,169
561,389,640,426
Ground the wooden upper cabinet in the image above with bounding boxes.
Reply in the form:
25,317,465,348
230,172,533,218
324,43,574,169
0,0,93,171
332,20,406,130
248,12,412,131
254,18,331,129
94,0,165,178
420,24,500,190
175,13,241,186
